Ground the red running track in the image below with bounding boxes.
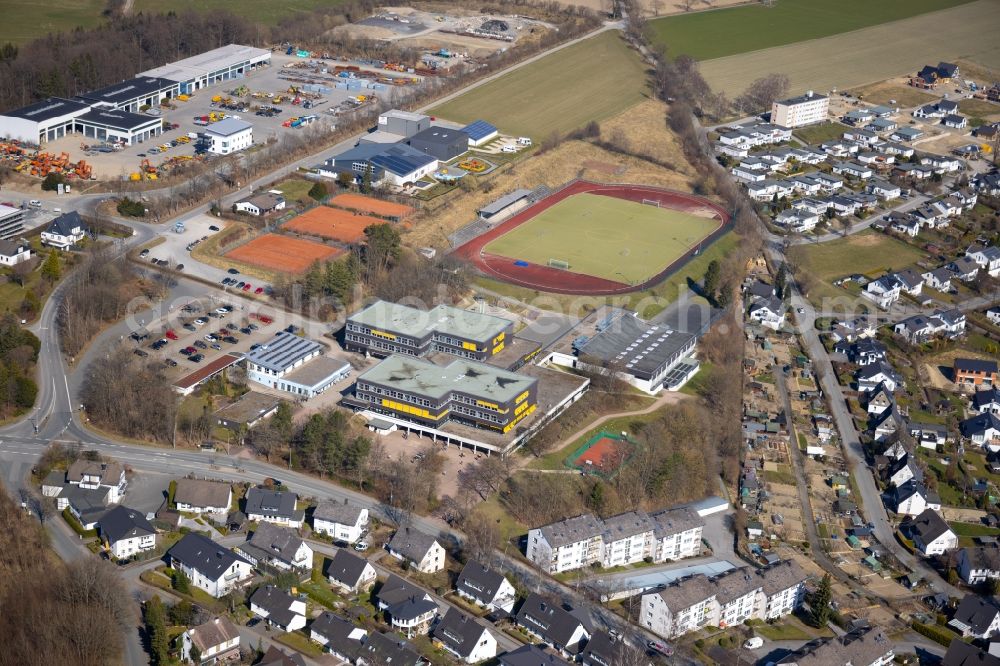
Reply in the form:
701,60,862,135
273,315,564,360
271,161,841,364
453,180,731,296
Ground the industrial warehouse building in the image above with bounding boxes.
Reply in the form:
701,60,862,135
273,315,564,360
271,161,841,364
349,354,538,434
344,300,514,362
77,76,179,113
0,44,268,145
245,331,351,399
461,120,499,147
139,44,271,94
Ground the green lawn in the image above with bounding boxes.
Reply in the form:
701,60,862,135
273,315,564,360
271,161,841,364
754,621,814,641
484,193,720,285
950,522,1000,538
647,0,975,60
275,179,316,204
793,122,846,145
430,31,648,138
793,230,926,283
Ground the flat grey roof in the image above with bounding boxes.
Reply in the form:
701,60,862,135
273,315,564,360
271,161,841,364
349,300,511,344
213,391,281,424
479,189,533,216
382,109,428,122
578,314,695,377
205,117,252,137
357,354,535,403
282,355,351,387
246,331,324,373
140,44,270,81
778,91,827,105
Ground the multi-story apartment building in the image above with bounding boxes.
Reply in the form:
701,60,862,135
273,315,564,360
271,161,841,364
526,506,704,574
771,91,829,128
640,561,807,639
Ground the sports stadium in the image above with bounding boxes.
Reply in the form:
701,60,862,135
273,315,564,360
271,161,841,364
454,181,730,295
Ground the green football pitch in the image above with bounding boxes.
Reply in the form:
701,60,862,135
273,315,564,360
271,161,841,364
482,193,720,285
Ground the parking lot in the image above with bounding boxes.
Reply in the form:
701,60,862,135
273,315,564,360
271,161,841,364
127,297,279,380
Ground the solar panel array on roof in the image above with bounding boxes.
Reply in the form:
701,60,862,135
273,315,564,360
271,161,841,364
461,120,498,142
370,145,435,176
245,331,323,373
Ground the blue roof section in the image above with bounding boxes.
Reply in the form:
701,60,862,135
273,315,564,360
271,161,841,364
461,120,498,141
370,144,436,176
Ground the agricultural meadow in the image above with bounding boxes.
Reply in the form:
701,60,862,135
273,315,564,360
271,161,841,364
429,31,648,139
648,0,975,61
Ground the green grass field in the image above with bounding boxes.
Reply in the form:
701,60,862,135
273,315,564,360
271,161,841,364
429,31,648,138
484,193,718,285
1,0,107,44
648,0,974,60
133,0,346,26
792,230,926,283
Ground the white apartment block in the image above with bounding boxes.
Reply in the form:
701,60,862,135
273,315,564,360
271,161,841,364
526,507,704,574
641,561,807,639
771,91,829,128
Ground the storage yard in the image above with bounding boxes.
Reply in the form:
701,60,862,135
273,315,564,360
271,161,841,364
333,7,552,58
0,46,433,180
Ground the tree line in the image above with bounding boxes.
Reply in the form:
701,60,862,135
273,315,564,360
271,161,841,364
57,247,164,356
272,221,469,318
0,314,40,417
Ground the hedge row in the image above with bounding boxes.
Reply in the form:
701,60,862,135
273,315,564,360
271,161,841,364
911,621,956,647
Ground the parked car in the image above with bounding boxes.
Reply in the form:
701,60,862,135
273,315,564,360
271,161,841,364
237,281,245,289
165,359,178,367
183,323,197,332
211,343,222,350
193,318,207,326
254,287,264,294
165,330,178,340
139,249,149,258
189,354,204,363
223,336,238,344
179,348,194,356
193,340,207,350
743,637,763,650
240,327,252,335
209,225,220,232
215,307,228,314
242,283,252,291
647,641,673,657
227,268,240,275
353,541,369,552
204,334,218,342
133,349,148,357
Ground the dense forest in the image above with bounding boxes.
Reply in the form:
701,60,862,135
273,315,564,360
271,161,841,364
0,491,132,665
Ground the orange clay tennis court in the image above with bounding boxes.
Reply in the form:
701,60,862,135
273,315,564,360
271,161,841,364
328,193,414,220
225,234,344,273
284,206,374,244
